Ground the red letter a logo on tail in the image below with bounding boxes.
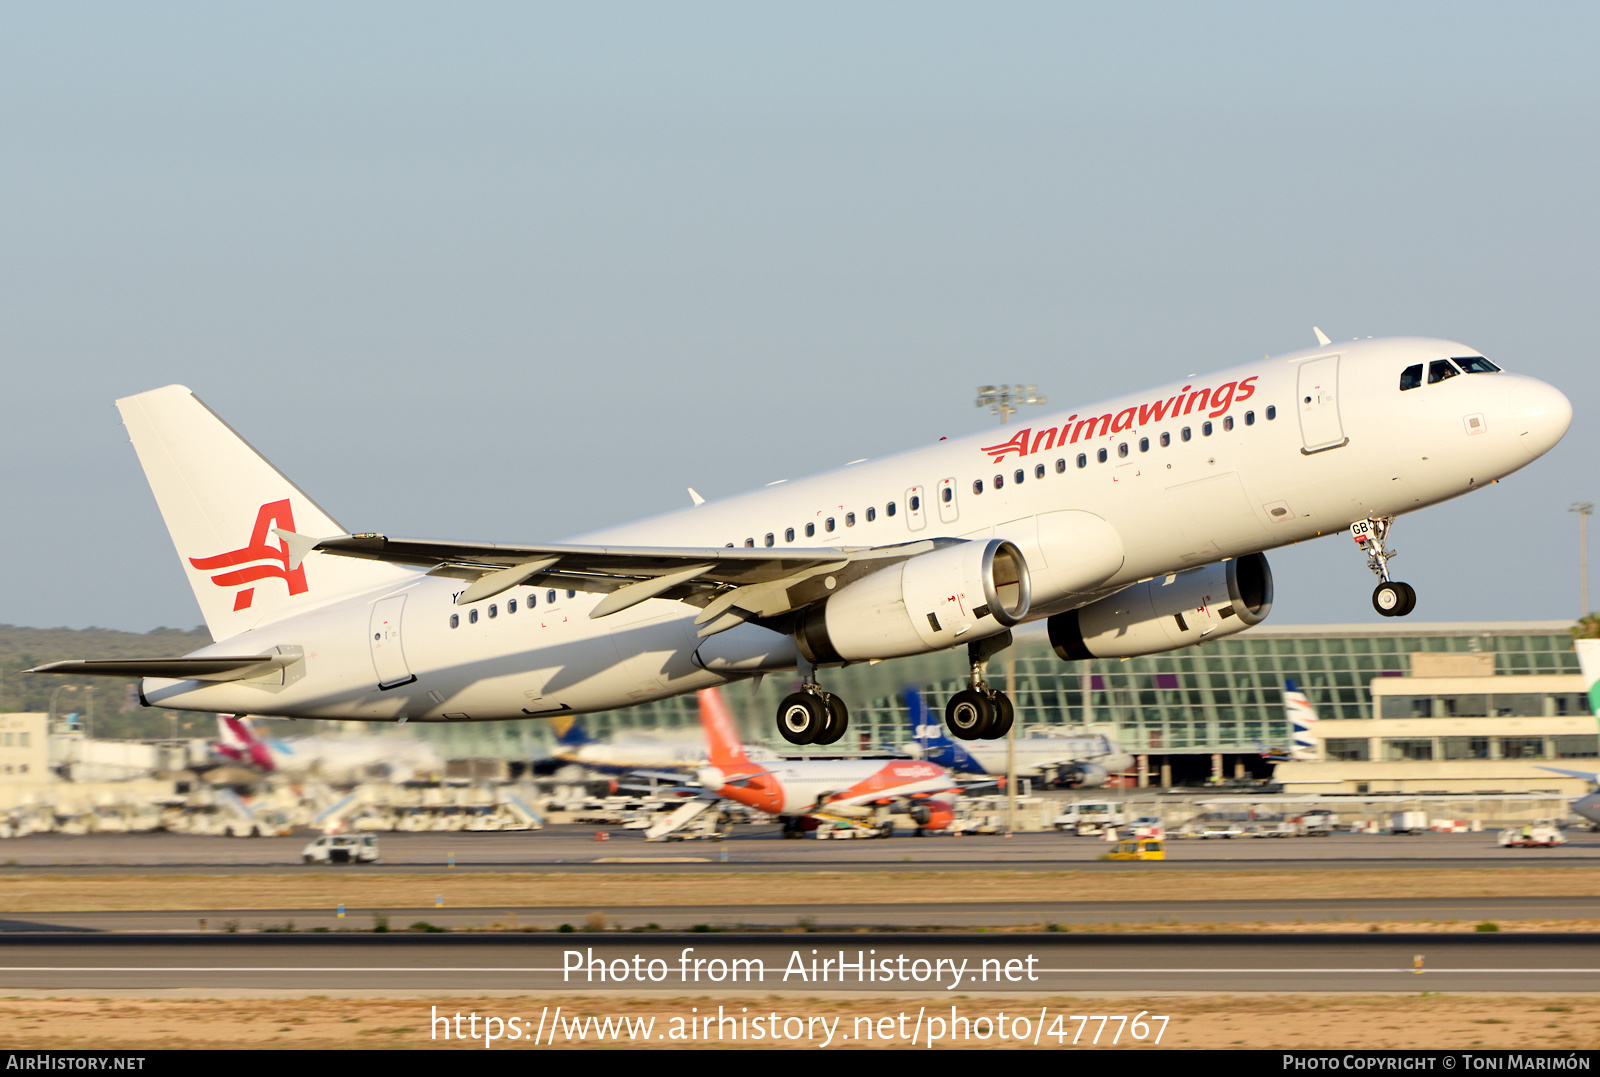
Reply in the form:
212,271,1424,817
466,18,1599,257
188,500,310,611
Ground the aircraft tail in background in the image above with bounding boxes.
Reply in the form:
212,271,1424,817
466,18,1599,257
1284,679,1319,760
1574,639,1600,730
698,686,751,768
115,385,415,640
212,715,274,771
903,688,981,773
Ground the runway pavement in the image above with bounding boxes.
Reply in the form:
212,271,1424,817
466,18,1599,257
0,895,1596,933
0,933,1594,993
1,826,1595,874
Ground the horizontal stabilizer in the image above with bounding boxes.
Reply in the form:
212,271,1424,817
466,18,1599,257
27,655,296,682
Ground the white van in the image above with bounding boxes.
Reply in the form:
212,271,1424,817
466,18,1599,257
301,834,379,864
1052,801,1128,834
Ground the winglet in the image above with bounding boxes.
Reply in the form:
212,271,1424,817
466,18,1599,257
688,488,705,506
1313,327,1332,347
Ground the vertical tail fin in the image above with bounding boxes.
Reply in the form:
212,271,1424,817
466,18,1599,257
115,385,414,640
1284,679,1319,760
1574,640,1600,731
698,687,750,767
553,716,594,748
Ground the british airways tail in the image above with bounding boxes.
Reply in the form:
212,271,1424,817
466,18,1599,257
904,688,983,773
116,386,414,639
1283,679,1319,760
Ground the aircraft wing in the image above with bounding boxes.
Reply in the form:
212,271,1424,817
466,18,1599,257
1538,766,1599,783
305,532,946,636
26,655,298,682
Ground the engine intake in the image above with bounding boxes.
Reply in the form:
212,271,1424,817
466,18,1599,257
1047,553,1272,660
798,538,1030,663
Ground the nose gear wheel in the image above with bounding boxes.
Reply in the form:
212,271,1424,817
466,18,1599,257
1352,516,1416,618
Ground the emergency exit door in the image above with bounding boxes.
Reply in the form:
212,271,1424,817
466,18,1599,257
369,594,416,690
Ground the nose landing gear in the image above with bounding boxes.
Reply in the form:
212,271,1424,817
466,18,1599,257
1352,517,1416,617
774,653,849,746
944,632,1016,740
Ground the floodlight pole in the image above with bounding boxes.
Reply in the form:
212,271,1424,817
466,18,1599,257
976,385,1046,837
1572,502,1594,618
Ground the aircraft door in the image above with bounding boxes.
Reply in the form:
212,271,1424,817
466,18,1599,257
936,477,959,524
1297,355,1347,453
368,594,416,690
904,485,927,531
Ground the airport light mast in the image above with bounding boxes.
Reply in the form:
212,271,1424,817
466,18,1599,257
977,385,1047,836
1572,501,1594,617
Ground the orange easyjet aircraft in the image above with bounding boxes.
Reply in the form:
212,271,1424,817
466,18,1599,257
693,687,959,837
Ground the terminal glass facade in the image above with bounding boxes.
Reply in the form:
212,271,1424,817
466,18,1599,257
415,621,1589,763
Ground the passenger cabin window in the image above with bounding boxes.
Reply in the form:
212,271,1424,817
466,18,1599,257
1456,356,1502,373
488,603,497,618
744,538,755,547
1222,416,1233,432
567,589,575,599
1399,364,1423,391
1427,359,1460,384
764,533,774,547
1035,463,1045,479
1139,437,1149,452
972,480,984,495
508,599,517,613
826,517,835,531
1076,453,1087,468
889,501,899,515
469,609,479,624
845,512,856,527
942,487,953,502
785,527,795,542
1202,421,1213,436
1117,442,1129,458
547,590,557,604
1266,405,1277,420
993,474,1004,489
1181,427,1192,441
1011,469,1022,485
865,507,876,522
805,522,815,537
450,613,459,628
1160,432,1170,447
1055,458,1066,473
1096,448,1108,463
1244,411,1254,426
528,592,537,607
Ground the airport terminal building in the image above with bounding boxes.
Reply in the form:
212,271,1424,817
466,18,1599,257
415,620,1597,791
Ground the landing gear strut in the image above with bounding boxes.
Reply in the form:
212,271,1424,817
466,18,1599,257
1352,517,1416,617
944,632,1016,741
774,654,849,746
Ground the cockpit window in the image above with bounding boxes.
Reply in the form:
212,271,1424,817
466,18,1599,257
1455,356,1501,374
1399,364,1423,391
1427,359,1460,384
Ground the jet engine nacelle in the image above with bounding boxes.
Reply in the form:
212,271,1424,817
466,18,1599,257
1047,553,1273,661
1060,762,1109,789
797,539,1031,663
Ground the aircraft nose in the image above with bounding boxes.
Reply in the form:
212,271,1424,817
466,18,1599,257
1510,377,1572,459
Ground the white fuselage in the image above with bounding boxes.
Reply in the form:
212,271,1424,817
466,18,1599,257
140,337,1571,723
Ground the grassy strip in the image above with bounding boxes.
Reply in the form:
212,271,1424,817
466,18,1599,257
0,866,1596,913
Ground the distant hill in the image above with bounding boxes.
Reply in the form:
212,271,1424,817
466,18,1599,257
0,624,215,738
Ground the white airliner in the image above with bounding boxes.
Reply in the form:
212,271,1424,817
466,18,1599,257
30,334,1571,749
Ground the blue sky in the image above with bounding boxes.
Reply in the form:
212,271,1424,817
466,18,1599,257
3,3,1597,631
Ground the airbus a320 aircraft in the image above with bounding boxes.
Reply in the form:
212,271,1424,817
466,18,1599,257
31,333,1570,749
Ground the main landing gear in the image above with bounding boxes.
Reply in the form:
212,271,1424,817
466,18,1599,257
774,654,848,746
944,632,1016,741
1352,516,1416,617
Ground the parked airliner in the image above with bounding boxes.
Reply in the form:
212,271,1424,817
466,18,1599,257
899,688,1134,787
30,333,1571,747
693,687,959,836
